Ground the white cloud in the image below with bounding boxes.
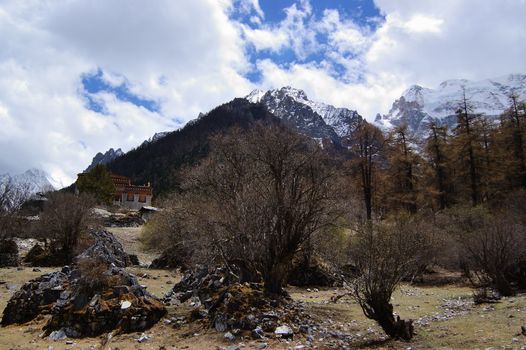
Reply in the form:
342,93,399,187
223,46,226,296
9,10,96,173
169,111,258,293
1,0,526,186
0,0,254,185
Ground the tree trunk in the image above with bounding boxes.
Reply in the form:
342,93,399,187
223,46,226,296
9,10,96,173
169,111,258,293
368,299,414,341
263,262,288,295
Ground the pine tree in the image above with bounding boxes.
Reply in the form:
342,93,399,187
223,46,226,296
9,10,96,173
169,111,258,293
76,164,115,205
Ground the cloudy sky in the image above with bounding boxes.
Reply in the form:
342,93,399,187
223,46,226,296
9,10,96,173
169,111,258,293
1,0,525,186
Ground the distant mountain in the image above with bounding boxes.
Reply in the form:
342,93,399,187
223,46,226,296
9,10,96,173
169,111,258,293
85,148,124,172
375,74,526,135
246,86,363,142
0,169,54,210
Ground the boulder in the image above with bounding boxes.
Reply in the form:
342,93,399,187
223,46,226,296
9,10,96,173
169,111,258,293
0,239,19,267
23,244,65,267
1,270,68,325
149,248,188,270
287,255,343,287
104,212,145,228
76,229,132,268
43,265,166,337
1,229,167,336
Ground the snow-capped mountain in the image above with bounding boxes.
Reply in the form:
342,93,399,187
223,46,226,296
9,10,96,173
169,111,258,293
140,131,171,147
0,169,54,210
85,148,124,172
245,86,363,142
375,74,526,135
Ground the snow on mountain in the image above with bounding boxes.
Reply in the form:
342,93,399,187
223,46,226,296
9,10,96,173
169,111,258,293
245,89,265,103
376,74,526,135
151,131,170,142
245,86,363,141
85,148,124,172
0,168,54,210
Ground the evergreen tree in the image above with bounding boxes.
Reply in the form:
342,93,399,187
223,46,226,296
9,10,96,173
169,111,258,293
76,164,115,205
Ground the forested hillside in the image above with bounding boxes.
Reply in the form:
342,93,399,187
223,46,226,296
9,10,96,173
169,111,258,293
107,98,277,196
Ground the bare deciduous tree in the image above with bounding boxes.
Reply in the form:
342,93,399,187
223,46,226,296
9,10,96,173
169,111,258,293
35,192,96,263
349,214,437,340
159,122,343,294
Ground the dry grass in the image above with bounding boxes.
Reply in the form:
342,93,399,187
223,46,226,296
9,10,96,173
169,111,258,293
1,225,525,349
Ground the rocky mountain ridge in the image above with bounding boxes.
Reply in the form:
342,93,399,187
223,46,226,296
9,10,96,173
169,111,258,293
375,74,526,135
0,169,54,210
246,86,363,142
85,148,124,172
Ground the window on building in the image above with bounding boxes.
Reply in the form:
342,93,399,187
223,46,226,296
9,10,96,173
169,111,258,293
127,192,134,201
114,195,121,202
138,194,147,203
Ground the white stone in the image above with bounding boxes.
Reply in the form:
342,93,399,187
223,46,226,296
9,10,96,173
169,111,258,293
120,300,132,309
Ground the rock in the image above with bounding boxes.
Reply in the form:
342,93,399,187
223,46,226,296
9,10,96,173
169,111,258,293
214,314,229,332
128,254,140,266
149,248,189,270
256,344,268,350
1,271,68,325
252,326,265,339
120,300,132,309
48,329,67,341
43,265,166,337
274,325,293,339
1,230,167,337
75,229,133,268
137,333,149,343
224,332,235,341
287,255,343,287
522,325,526,336
0,239,19,267
32,268,41,272
23,244,61,267
105,211,145,227
225,346,240,350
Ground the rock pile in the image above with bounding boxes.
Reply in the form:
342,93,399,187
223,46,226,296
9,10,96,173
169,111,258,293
1,270,68,325
149,248,189,270
43,264,166,337
23,229,139,267
104,212,145,227
0,239,19,267
287,256,344,287
76,229,136,267
165,267,317,341
1,229,165,336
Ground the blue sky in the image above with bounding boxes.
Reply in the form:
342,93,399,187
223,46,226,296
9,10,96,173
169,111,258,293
1,0,526,185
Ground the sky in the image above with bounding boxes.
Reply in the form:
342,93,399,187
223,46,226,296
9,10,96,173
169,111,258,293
1,0,526,186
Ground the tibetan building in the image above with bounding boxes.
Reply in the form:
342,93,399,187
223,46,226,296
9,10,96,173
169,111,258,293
77,173,153,210
110,174,153,209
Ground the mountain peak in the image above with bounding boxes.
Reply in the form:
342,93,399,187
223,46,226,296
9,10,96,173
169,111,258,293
377,73,526,135
244,86,362,139
85,147,124,172
246,89,265,103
